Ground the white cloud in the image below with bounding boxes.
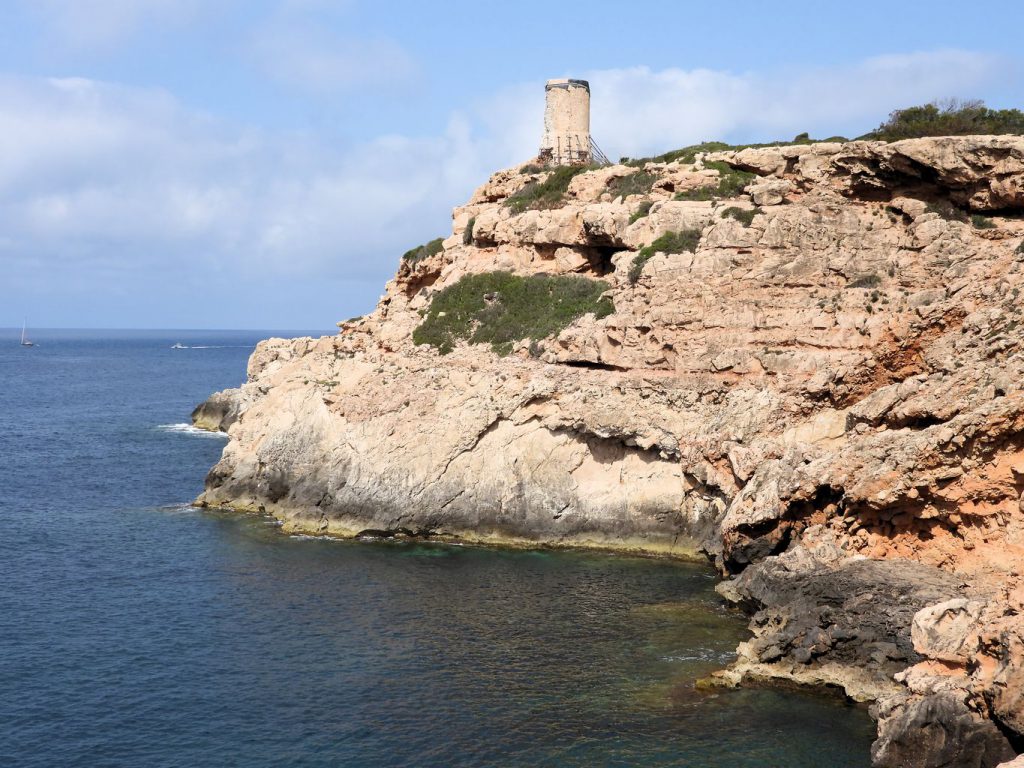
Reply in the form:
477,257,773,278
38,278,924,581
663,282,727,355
0,50,1006,327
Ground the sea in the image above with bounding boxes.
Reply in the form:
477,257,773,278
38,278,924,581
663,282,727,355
0,329,875,767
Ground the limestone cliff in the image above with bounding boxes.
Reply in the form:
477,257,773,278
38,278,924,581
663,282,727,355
196,136,1024,767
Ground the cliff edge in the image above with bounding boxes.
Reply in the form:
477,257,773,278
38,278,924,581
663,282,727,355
196,136,1024,767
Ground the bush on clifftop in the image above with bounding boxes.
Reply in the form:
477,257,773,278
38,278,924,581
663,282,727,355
412,272,614,355
860,100,1024,141
403,237,445,263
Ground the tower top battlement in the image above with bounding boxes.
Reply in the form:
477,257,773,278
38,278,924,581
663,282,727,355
545,78,590,92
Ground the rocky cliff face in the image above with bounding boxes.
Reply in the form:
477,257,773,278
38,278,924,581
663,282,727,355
195,136,1024,767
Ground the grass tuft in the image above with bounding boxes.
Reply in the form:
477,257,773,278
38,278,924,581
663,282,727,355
412,272,614,355
970,214,996,230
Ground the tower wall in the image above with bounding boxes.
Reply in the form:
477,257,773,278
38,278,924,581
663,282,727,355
540,79,591,166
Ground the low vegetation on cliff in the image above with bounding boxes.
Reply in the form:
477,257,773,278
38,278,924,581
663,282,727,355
621,134,849,167
720,206,760,226
861,99,1024,141
614,100,1024,172
674,161,756,201
412,271,614,355
607,170,659,199
402,237,445,263
628,199,654,224
505,165,595,213
628,229,702,284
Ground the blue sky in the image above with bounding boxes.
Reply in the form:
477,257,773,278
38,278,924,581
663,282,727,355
2,0,1023,330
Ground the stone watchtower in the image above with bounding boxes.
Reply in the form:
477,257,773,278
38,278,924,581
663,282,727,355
538,79,609,166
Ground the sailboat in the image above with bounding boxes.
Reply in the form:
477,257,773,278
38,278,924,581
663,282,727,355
20,320,34,347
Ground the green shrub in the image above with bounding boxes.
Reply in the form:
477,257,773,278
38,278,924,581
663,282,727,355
412,272,614,355
628,200,654,224
505,165,595,213
520,163,544,175
860,99,1024,141
674,161,756,201
463,217,476,245
720,206,759,226
848,272,882,289
971,214,996,230
402,237,445,263
607,170,658,198
628,229,701,284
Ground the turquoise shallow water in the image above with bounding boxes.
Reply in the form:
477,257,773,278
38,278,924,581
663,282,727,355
0,330,875,767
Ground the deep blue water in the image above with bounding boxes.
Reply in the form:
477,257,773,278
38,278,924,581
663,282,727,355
0,329,875,767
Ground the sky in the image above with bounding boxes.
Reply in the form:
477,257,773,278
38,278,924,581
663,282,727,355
2,0,1023,331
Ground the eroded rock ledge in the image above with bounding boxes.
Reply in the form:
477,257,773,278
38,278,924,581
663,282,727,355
196,136,1024,767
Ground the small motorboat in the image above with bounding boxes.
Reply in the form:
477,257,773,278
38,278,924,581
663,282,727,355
171,342,187,350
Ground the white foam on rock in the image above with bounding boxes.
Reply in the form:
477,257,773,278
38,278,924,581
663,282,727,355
156,423,228,438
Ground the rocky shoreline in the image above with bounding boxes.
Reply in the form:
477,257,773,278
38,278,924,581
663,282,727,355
195,136,1024,767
